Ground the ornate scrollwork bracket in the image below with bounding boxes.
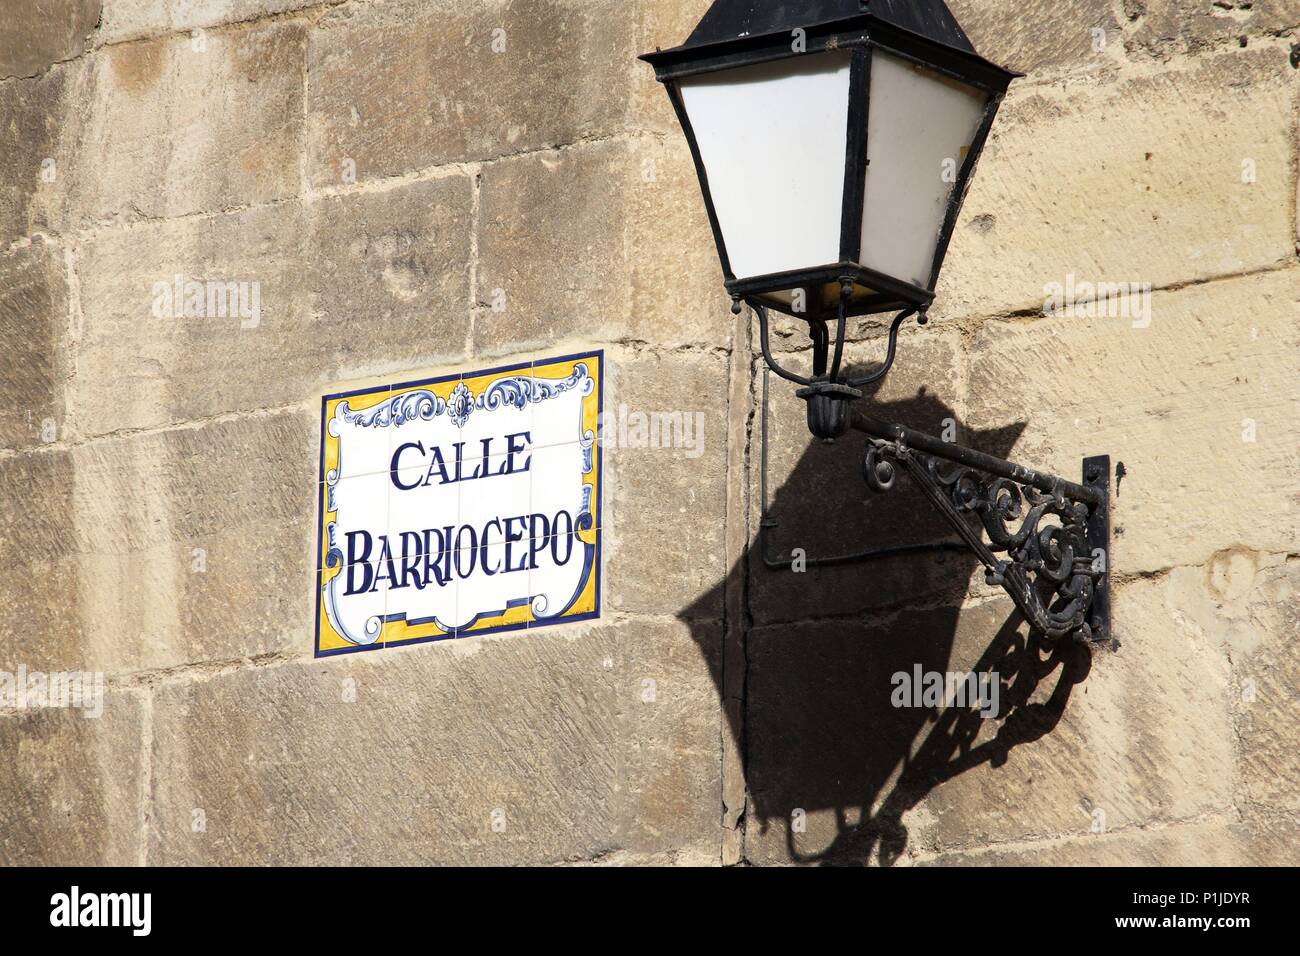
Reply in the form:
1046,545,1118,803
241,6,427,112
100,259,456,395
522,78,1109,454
855,413,1113,646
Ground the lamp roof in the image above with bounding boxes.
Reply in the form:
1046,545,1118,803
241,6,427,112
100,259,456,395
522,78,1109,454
640,0,1021,86
682,0,976,55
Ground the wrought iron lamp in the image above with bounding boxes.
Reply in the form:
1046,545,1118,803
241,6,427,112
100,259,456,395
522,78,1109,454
643,0,1113,644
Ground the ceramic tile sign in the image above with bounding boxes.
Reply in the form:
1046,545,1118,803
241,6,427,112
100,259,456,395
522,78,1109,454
315,352,602,656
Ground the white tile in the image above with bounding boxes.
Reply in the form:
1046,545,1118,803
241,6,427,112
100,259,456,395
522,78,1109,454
320,470,391,570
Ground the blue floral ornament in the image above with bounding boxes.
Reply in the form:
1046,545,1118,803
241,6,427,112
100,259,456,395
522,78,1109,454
448,382,474,428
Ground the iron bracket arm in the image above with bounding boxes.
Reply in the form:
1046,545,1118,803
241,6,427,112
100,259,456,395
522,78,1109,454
852,413,1113,645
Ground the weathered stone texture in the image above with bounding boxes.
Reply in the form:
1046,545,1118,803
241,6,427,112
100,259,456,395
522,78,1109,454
927,816,1299,866
0,0,100,79
0,241,69,452
147,618,720,864
475,137,726,354
0,65,81,247
0,20,307,242
603,348,730,619
70,21,307,227
630,0,711,134
627,136,737,345
73,202,307,437
949,0,1120,74
476,144,620,354
0,408,317,674
1122,0,1300,58
306,175,475,376
99,1,323,45
0,14,314,242
745,328,982,625
0,693,143,866
938,47,1297,319
308,0,636,185
1216,557,1299,815
71,175,472,437
968,268,1299,573
0,446,83,676
745,572,1241,865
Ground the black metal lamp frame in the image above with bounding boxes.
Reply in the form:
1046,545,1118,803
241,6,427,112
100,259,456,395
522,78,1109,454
650,33,1013,323
643,2,1021,439
746,284,918,439
643,1,1112,645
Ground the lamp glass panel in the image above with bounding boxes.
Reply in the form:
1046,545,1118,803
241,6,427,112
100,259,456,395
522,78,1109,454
679,50,852,281
859,53,988,289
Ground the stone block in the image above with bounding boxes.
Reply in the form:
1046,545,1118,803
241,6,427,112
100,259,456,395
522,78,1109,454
745,570,1239,864
147,617,721,864
0,692,143,865
1121,0,1300,58
968,268,1299,573
0,0,100,79
71,175,473,437
948,0,1120,75
307,0,636,185
926,816,1299,865
603,347,731,620
99,1,322,45
747,327,986,626
0,241,69,451
938,48,1296,319
475,137,726,354
0,64,82,246
0,408,317,674
71,21,307,224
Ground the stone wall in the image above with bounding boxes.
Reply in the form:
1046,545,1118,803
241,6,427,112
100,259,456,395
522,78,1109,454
0,0,1295,866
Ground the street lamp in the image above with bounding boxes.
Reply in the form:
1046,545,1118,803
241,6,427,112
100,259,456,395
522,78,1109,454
642,0,1114,645
643,0,1018,438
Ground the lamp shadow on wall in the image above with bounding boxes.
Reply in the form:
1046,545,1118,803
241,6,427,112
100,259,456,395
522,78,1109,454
679,376,1092,865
